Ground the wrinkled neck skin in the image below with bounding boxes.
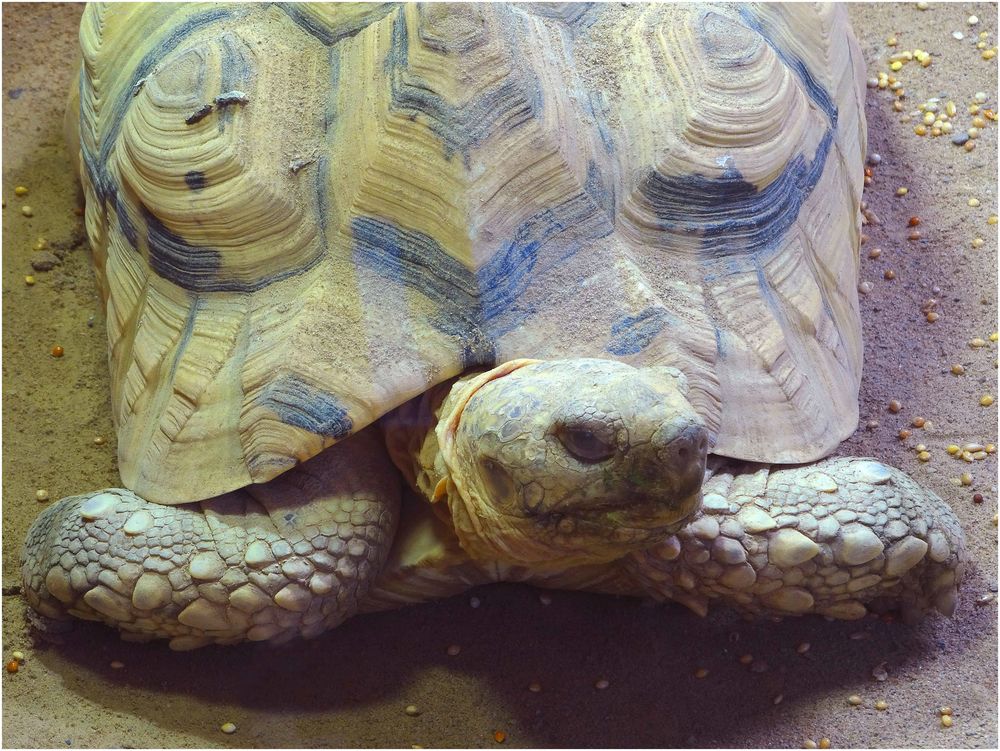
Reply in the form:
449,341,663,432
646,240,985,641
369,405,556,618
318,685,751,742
398,358,711,572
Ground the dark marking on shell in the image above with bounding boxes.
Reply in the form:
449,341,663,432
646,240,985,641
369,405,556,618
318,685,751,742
607,308,675,356
142,205,223,288
261,375,354,439
640,128,834,259
184,103,213,125
274,3,395,46
184,171,207,191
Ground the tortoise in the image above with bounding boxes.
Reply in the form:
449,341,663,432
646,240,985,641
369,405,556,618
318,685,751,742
21,2,966,651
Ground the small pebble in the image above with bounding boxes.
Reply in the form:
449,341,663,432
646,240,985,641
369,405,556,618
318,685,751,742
110,660,124,669
35,489,49,502
693,668,709,679
739,653,754,665
858,281,873,295
888,400,902,413
973,493,984,504
964,140,976,152
952,133,970,146
595,678,610,689
773,694,784,705
528,682,541,693
847,695,863,706
796,642,811,654
405,705,421,717
220,722,236,735
968,15,979,25
953,31,965,40
446,644,461,656
868,153,882,165
21,205,33,217
14,186,28,196
469,596,481,608
875,700,888,711
539,593,552,605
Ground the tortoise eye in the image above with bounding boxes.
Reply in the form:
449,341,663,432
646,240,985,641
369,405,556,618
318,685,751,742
556,424,617,463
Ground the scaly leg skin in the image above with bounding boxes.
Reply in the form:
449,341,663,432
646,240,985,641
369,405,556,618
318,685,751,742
20,429,400,650
626,457,966,622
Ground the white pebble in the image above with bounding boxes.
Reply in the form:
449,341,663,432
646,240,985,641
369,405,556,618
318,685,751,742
953,31,965,40
968,15,979,26
469,596,481,609
539,593,552,605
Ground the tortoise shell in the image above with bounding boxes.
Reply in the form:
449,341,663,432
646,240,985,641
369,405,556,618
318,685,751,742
71,2,866,504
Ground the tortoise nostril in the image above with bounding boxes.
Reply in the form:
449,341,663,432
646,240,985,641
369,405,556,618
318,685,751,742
676,446,691,463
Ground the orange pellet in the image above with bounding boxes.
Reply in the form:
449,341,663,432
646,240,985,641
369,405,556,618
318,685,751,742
5,661,18,674
493,731,507,744
51,345,64,358
864,167,873,177
908,216,921,226
926,312,939,322
898,429,911,440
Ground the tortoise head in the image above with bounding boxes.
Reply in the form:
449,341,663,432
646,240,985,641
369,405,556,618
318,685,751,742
434,359,708,569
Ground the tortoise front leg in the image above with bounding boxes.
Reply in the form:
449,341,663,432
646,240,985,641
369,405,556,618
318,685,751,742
20,427,400,650
625,457,966,621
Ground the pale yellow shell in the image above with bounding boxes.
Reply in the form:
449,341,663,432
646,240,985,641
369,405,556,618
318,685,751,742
71,2,865,503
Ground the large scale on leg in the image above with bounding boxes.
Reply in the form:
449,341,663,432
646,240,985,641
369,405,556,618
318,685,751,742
22,2,965,648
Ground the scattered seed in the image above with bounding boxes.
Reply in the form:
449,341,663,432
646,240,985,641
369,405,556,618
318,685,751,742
939,707,953,716
908,216,921,227
858,281,873,295
94,436,106,446
739,653,754,665
888,400,902,413
405,705,421,717
925,312,939,322
947,444,960,454
979,395,994,407
941,715,953,728
872,662,888,681
918,451,931,462
968,15,979,25
21,205,33,217
110,660,124,669
35,489,49,502
868,247,882,259
912,417,926,428
973,493,984,503
908,230,921,241
773,694,784,705
975,593,994,604
951,364,966,375
804,741,818,750
595,678,610,689
818,739,831,749
917,1,929,10
848,695,863,706
220,722,236,734
796,642,811,654
694,668,709,679
875,700,888,711
953,31,965,41
51,345,64,358
964,140,976,152
895,187,908,196
528,682,541,693
6,661,19,674
960,473,973,486
14,186,28,196
969,338,987,348
898,429,911,440
446,644,461,656
24,275,35,286
884,270,896,280
493,730,506,744
991,332,999,342
866,419,879,430
972,237,985,248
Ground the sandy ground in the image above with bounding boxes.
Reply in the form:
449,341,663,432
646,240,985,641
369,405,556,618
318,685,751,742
1,3,997,748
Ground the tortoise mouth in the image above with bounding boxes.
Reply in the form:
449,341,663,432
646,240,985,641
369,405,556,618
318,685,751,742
529,491,703,546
